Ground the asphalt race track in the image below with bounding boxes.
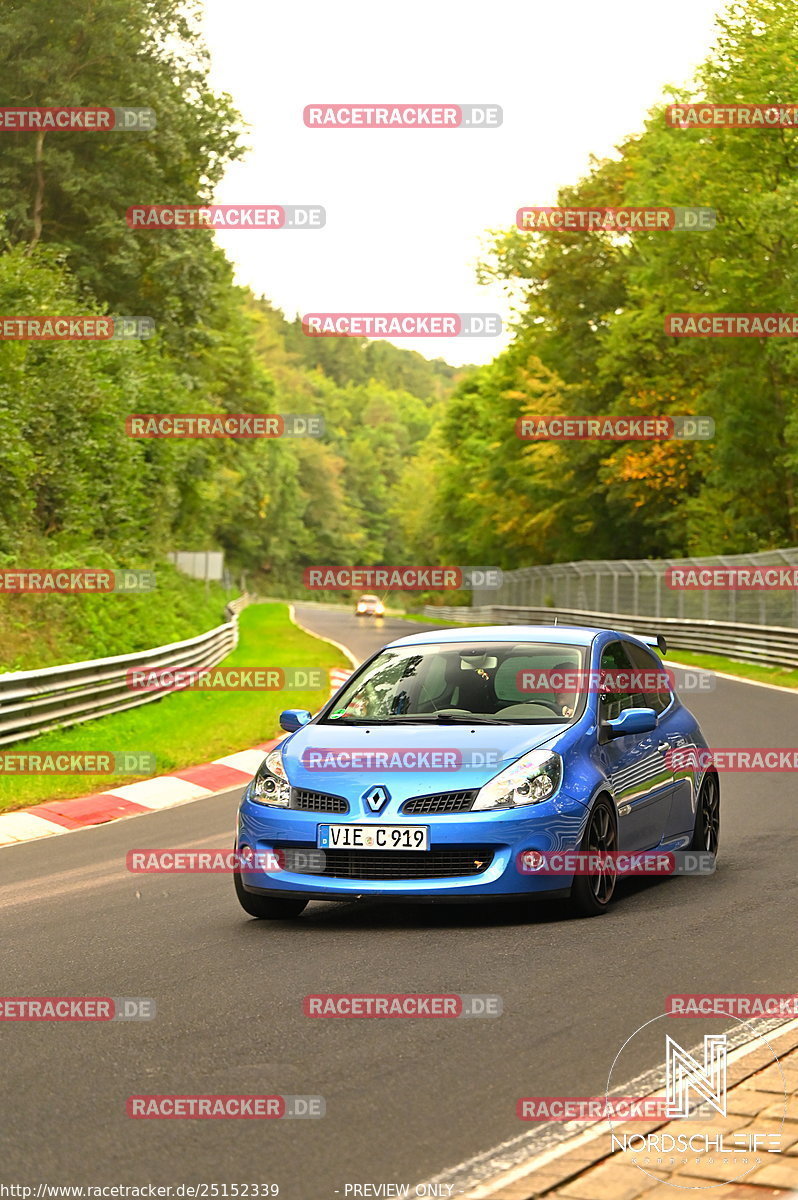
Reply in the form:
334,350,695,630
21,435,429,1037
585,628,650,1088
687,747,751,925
2,603,796,1196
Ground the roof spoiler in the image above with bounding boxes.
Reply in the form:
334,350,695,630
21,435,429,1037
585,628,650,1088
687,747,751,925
642,634,668,655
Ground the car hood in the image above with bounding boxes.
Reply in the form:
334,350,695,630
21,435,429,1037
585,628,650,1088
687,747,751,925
280,720,564,798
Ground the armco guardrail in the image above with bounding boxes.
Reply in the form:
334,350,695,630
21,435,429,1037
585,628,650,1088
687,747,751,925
422,604,798,669
0,596,248,748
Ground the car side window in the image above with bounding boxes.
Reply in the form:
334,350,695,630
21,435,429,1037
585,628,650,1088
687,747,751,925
598,640,644,721
624,641,672,714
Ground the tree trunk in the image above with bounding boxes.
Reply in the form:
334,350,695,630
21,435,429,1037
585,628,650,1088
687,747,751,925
28,130,46,251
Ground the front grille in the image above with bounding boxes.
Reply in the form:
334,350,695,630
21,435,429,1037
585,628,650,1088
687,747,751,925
291,788,349,813
309,847,495,880
402,790,478,815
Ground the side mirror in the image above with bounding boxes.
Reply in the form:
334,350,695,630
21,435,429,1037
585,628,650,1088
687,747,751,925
279,709,312,732
602,707,658,739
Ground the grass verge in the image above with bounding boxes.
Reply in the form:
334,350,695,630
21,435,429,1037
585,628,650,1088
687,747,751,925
0,562,238,671
0,602,349,813
663,648,798,690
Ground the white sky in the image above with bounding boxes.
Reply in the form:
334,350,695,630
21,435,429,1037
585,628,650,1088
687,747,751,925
201,0,725,366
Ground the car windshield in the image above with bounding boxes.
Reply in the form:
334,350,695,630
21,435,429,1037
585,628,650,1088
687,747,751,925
323,640,589,724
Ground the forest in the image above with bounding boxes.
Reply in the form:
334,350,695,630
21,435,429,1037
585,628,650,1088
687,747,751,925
1,0,796,601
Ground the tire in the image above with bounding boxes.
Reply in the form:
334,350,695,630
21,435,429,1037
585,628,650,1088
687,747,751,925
569,795,618,917
690,770,720,857
234,871,308,919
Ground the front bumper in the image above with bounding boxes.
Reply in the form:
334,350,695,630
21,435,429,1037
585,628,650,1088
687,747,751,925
236,790,590,901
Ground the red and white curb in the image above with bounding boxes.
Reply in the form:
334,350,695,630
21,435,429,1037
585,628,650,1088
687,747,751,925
0,662,356,849
329,666,353,691
0,606,358,850
0,743,280,848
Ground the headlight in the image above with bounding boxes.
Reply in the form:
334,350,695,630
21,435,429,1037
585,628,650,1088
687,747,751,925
471,749,562,811
249,747,291,807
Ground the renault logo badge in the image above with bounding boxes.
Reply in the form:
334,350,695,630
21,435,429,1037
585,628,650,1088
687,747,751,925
363,785,390,814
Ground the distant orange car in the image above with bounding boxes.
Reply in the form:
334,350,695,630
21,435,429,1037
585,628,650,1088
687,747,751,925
355,593,385,617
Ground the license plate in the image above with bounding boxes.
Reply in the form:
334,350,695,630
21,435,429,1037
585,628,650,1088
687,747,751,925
317,824,429,851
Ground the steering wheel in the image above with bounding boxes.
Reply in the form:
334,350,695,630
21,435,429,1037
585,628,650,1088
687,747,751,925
497,698,564,717
523,697,563,715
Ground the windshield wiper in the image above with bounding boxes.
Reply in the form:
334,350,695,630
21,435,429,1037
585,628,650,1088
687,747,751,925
430,713,513,725
327,712,515,725
326,716,393,725
365,712,513,725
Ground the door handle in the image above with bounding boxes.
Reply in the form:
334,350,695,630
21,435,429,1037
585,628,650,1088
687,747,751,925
657,741,670,753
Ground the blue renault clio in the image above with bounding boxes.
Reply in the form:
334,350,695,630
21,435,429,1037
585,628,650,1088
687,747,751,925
234,625,718,919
